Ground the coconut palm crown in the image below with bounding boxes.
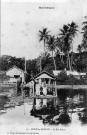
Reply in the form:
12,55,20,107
39,28,50,53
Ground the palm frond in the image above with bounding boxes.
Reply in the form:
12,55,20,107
39,30,43,34
59,29,65,35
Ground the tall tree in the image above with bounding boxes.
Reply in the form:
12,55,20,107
68,22,78,69
55,36,64,62
59,22,78,70
39,28,50,53
82,16,87,51
46,36,57,70
36,52,53,72
59,24,71,70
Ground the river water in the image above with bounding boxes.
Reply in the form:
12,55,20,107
0,89,87,135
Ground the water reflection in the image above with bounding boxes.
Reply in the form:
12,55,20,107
30,89,87,125
0,96,11,114
30,98,71,125
0,89,87,126
0,95,24,115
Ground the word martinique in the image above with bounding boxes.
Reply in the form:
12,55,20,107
39,6,55,9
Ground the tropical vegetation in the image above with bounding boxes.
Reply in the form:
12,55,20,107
0,16,87,82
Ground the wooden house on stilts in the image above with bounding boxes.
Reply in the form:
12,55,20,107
33,71,57,97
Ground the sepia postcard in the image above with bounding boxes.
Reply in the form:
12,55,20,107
0,0,87,135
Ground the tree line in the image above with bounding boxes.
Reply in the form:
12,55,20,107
1,16,87,77
38,16,87,72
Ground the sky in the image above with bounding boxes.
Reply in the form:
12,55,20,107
1,0,87,59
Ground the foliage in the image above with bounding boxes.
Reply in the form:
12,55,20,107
77,44,83,53
56,71,87,85
1,50,87,77
59,22,78,70
26,59,38,76
73,51,87,72
1,55,25,71
56,71,69,84
46,36,56,54
46,36,57,70
82,16,87,51
43,63,54,74
1,18,87,84
36,52,53,72
55,54,66,70
1,55,38,79
39,28,50,52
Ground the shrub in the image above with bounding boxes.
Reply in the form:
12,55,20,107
56,71,87,85
56,71,69,85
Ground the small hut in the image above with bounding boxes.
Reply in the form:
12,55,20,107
34,71,56,96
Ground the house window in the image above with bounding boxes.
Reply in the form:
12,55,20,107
14,75,20,78
51,79,54,84
45,78,49,84
41,78,45,82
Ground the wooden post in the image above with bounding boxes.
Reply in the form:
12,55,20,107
55,80,57,97
54,99,57,109
21,83,23,97
16,81,18,96
33,98,35,111
55,87,57,97
22,88,23,98
33,81,34,97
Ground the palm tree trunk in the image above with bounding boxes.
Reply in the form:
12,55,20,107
61,54,63,63
68,53,71,71
44,39,45,53
40,56,42,72
59,52,63,63
52,51,56,70
67,53,68,69
53,57,56,70
71,52,73,71
67,52,71,71
60,48,63,63
71,43,73,71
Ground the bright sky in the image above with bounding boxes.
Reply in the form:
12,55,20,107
1,0,87,59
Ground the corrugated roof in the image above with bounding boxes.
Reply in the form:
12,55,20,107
34,71,55,79
53,70,86,76
6,65,24,73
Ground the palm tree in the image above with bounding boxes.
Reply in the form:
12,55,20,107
59,22,78,71
82,16,87,51
36,52,51,72
55,36,64,63
46,36,57,70
68,22,78,70
39,28,50,53
77,44,83,65
59,24,71,70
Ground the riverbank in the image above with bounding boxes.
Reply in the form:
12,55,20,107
0,94,33,109
49,85,87,89
9,96,33,106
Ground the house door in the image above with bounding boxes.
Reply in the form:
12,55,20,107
40,86,43,95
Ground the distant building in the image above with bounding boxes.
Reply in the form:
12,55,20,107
6,66,25,83
53,70,62,76
53,70,86,79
